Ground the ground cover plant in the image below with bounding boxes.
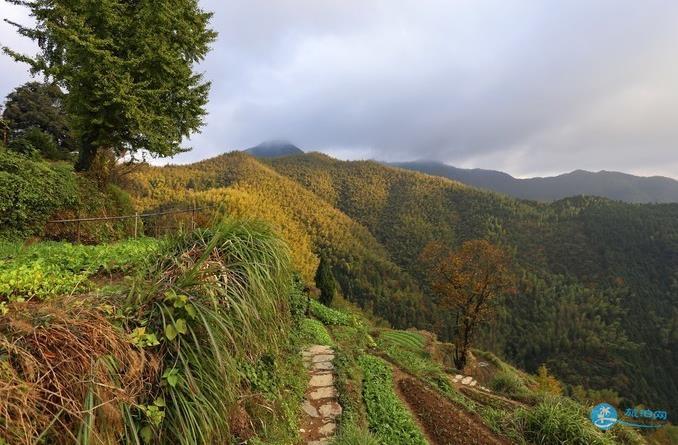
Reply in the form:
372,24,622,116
0,238,160,302
357,354,427,445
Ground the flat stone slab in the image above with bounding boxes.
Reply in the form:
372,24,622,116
312,354,334,363
308,440,329,445
318,421,336,436
308,386,336,400
461,376,473,385
470,380,477,387
313,361,334,371
308,345,333,355
309,373,333,387
302,400,319,417
318,402,342,418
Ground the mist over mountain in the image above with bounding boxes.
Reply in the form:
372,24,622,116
391,160,678,203
244,140,304,158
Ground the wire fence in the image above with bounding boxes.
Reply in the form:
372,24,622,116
46,204,220,242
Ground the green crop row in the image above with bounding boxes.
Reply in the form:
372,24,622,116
300,318,334,346
358,354,427,445
309,299,354,326
0,238,160,302
379,330,425,352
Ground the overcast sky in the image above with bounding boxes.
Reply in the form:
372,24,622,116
2,1,678,178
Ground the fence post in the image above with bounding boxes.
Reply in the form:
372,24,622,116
191,205,196,230
134,212,139,238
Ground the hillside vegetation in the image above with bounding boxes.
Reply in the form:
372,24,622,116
2,148,676,443
267,154,678,415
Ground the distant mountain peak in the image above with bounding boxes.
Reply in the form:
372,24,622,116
244,140,304,158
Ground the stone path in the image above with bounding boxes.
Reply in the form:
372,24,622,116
299,345,342,445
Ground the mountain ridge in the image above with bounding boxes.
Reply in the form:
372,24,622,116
390,160,678,203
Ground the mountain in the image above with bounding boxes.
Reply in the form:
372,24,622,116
391,160,678,203
124,151,678,416
268,153,678,414
244,140,304,158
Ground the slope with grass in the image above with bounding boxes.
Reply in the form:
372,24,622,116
1,220,309,444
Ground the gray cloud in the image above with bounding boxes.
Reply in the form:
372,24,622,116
2,1,678,178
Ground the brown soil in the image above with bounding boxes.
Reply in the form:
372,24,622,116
397,376,511,445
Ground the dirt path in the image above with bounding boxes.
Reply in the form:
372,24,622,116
299,345,342,445
390,365,510,445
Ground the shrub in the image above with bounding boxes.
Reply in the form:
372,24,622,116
0,151,78,238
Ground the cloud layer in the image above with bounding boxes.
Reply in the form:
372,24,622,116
2,1,678,177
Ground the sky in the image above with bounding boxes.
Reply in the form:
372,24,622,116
2,0,678,179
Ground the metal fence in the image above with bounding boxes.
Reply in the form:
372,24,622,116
46,205,220,242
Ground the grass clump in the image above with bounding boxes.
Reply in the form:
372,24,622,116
301,318,334,346
132,219,295,445
358,354,427,445
513,396,615,445
490,370,530,397
0,297,156,445
331,423,380,445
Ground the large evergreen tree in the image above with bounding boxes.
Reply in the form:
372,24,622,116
2,82,73,154
3,0,217,171
315,256,337,306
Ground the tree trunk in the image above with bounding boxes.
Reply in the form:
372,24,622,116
75,141,97,172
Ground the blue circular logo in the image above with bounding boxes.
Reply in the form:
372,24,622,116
591,403,618,430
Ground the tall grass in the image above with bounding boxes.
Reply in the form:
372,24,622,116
135,219,294,444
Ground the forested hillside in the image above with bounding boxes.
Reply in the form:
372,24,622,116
267,153,678,414
125,153,428,327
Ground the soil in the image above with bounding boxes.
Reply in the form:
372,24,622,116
396,374,511,445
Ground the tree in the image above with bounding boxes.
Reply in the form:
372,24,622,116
3,0,217,171
536,364,563,395
2,81,73,157
421,239,513,370
315,256,337,306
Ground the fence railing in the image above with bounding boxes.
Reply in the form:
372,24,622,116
47,205,220,241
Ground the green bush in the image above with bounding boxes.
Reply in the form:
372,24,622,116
0,151,78,237
358,354,427,445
